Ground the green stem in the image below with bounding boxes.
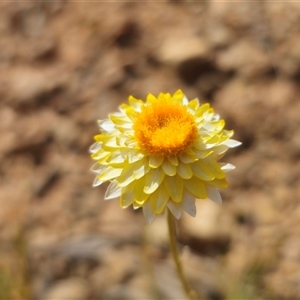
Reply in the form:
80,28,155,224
167,209,196,300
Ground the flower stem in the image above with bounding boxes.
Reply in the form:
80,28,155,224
167,209,197,300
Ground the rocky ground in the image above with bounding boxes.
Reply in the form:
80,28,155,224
1,1,300,299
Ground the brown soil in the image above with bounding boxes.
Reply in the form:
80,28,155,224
1,2,300,299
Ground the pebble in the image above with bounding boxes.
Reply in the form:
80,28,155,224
156,35,208,66
42,277,90,300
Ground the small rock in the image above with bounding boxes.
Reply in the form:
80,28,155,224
156,35,208,66
267,79,296,107
250,192,280,225
7,66,66,107
281,237,300,261
10,6,47,37
90,245,139,292
216,40,270,77
98,49,125,88
206,22,234,48
42,277,90,300
275,33,300,76
55,234,116,261
13,111,51,151
209,2,261,29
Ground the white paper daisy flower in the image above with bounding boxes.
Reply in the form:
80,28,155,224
90,90,241,223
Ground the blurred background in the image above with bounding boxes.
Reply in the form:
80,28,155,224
0,1,300,299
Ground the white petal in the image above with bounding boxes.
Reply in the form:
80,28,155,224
90,162,105,174
221,163,236,172
202,123,218,131
89,142,101,153
206,187,222,204
213,145,228,155
143,201,156,223
181,191,196,217
98,119,115,132
104,180,121,200
167,201,183,219
223,139,242,148
182,95,189,105
212,113,220,121
93,176,103,187
98,167,122,181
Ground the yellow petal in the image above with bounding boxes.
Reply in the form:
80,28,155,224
106,150,125,164
196,103,210,117
129,95,143,112
149,155,164,168
155,185,170,214
120,184,135,208
168,155,178,166
118,159,149,187
128,150,145,163
146,93,157,103
162,159,176,176
109,114,131,126
144,167,165,194
133,161,151,180
91,150,110,162
177,162,193,179
133,176,149,206
125,106,137,121
191,160,215,181
179,151,198,164
187,98,200,110
164,175,183,203
207,178,228,189
184,177,207,199
204,156,225,179
172,89,184,104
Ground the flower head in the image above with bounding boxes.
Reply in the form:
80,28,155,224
90,90,241,223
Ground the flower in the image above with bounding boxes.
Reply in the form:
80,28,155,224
90,90,241,223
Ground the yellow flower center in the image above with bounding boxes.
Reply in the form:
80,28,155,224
133,98,198,156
